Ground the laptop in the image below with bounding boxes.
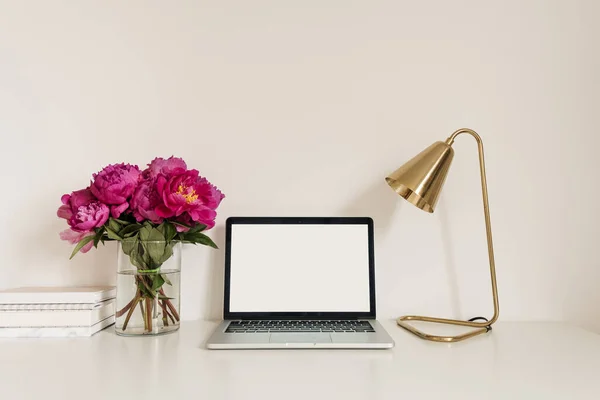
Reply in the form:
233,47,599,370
206,217,394,349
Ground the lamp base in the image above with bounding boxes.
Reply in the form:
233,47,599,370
397,315,492,343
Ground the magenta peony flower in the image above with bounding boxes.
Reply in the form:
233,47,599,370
90,163,141,218
155,170,225,229
143,156,187,179
57,189,110,232
60,229,95,253
130,179,164,224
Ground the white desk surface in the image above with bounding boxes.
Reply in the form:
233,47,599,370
1,320,599,400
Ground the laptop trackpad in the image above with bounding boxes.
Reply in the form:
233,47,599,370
270,333,332,343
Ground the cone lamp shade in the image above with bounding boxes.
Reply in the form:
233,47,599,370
385,141,454,213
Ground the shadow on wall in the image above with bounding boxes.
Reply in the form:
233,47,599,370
349,178,464,321
204,225,226,320
17,213,116,288
436,200,462,320
341,179,398,238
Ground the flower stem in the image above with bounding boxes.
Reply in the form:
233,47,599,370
160,300,169,326
145,297,153,332
159,288,180,321
139,298,147,331
139,275,154,297
116,297,135,318
122,291,140,331
162,300,176,324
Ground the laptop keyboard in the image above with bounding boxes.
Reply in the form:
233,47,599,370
225,320,375,333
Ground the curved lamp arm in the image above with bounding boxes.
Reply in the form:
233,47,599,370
397,128,500,342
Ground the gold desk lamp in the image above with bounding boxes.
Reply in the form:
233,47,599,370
385,128,499,343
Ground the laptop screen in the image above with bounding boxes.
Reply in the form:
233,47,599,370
225,218,374,317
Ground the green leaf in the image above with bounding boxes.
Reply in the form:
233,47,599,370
139,242,151,265
171,221,191,230
183,232,218,249
151,275,165,291
156,223,167,238
119,223,143,237
162,222,178,242
129,243,146,269
137,278,155,298
93,228,105,248
161,273,172,286
121,237,137,255
69,235,95,259
105,227,122,241
149,228,165,242
108,218,121,233
158,244,174,264
113,218,132,225
144,228,166,265
139,226,151,241
188,224,207,234
169,222,205,236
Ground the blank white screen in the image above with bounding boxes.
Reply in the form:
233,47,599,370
229,224,371,312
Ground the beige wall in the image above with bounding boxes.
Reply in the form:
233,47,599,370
1,1,599,331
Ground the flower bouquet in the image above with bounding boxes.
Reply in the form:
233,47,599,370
58,157,224,335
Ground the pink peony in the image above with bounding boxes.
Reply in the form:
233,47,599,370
90,163,141,218
143,156,187,179
60,229,95,253
57,189,110,232
155,170,224,229
130,179,164,224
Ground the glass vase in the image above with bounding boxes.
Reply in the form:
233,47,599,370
115,241,182,336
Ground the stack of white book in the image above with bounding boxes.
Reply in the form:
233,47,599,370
0,286,116,338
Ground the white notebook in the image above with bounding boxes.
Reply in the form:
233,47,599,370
0,286,116,305
0,316,115,338
0,301,108,311
0,299,115,328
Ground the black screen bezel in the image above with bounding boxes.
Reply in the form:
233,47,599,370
223,217,376,320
